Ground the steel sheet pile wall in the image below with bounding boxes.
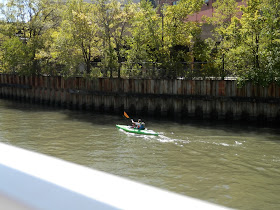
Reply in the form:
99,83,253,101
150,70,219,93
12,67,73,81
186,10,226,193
0,74,279,121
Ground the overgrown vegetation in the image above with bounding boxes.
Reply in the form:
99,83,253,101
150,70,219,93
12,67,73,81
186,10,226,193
206,0,280,86
0,0,279,85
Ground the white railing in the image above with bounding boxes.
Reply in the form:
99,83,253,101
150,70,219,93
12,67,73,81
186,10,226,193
0,143,228,210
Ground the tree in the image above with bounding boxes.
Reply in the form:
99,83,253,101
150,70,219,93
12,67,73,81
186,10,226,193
163,0,204,78
0,0,61,75
126,0,162,77
240,0,280,85
256,0,280,84
206,0,240,77
1,37,28,73
93,0,135,78
53,0,99,76
208,0,280,85
127,0,204,78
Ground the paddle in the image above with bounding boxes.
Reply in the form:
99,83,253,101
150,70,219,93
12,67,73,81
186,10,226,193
124,111,134,127
123,111,146,130
124,111,130,119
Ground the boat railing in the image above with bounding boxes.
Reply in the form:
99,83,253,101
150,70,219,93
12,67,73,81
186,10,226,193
0,143,228,210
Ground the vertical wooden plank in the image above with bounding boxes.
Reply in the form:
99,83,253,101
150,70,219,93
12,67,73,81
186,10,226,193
3,75,7,97
186,80,193,95
205,80,211,96
33,76,38,102
123,78,129,93
25,76,29,100
236,83,243,97
45,76,49,103
245,83,251,97
181,80,186,95
163,79,168,94
251,83,256,98
276,84,280,98
106,78,112,92
10,75,14,99
159,80,164,94
61,77,66,106
140,79,144,94
259,85,264,98
153,79,159,94
177,80,182,95
130,79,135,94
91,78,96,93
66,78,71,107
200,80,206,96
61,77,65,89
136,79,140,94
54,77,59,106
146,79,151,94
209,80,215,97
48,77,53,104
167,80,172,95
97,78,102,92
173,80,178,95
194,80,199,95
6,75,10,97
110,78,115,93
0,75,2,96
225,80,230,97
218,81,225,96
130,78,135,93
20,76,23,99
215,80,219,97
268,83,275,98
77,77,82,108
6,75,9,97
141,79,145,94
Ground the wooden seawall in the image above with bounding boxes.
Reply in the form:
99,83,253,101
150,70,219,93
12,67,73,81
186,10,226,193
0,74,279,121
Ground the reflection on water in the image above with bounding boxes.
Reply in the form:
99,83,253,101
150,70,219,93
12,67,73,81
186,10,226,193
1,99,280,209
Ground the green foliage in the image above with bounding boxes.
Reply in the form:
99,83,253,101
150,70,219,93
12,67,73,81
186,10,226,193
1,0,278,83
126,0,161,69
126,0,204,78
206,0,280,85
1,37,29,74
235,0,280,86
0,0,62,74
0,0,205,78
93,0,135,78
52,0,100,76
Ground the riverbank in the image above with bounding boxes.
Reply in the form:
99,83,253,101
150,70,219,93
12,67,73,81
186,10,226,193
0,74,279,122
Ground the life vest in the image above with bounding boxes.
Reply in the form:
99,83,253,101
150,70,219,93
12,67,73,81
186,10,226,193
135,122,141,129
139,123,145,130
133,120,145,130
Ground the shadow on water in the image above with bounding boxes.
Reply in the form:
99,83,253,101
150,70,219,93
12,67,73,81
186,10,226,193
0,99,120,126
1,98,280,138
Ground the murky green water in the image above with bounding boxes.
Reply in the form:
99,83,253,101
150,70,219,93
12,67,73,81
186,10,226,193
0,99,280,209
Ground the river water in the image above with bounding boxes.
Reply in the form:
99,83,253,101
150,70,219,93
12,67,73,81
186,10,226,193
0,99,280,209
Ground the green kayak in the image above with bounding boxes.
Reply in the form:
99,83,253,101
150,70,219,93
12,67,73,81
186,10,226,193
116,125,158,136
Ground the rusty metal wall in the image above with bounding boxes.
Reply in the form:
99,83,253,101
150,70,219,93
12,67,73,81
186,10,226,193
0,74,279,121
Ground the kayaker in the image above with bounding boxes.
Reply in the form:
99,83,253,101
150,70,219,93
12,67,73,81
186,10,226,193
131,119,145,130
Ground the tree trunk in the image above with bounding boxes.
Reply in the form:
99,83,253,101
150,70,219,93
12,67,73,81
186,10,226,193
255,34,259,69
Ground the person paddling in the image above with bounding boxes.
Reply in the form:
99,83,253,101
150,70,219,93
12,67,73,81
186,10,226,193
131,119,145,130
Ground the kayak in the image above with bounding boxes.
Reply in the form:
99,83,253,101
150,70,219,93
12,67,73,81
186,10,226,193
116,125,158,136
